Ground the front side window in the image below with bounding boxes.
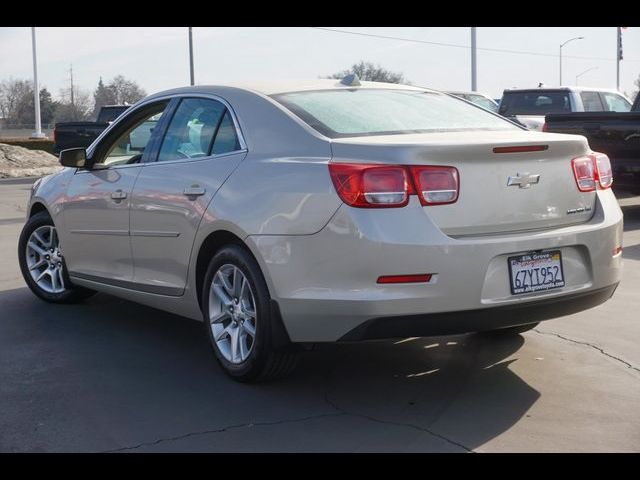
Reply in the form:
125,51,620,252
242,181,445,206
157,98,240,162
272,89,517,138
600,92,632,112
95,103,168,167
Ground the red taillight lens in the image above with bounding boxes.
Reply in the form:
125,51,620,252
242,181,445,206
594,153,613,189
328,163,411,208
328,163,459,208
571,153,613,192
409,166,459,205
572,156,596,192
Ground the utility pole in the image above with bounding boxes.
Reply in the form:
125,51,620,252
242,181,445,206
188,27,195,86
69,64,75,119
30,27,45,139
616,27,622,91
471,27,477,92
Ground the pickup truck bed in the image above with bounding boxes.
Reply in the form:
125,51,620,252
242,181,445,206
53,105,129,154
545,106,640,193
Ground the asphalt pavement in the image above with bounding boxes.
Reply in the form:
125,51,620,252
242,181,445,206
1,177,639,452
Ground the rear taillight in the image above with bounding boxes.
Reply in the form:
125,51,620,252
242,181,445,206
572,156,596,192
329,163,459,208
410,166,459,205
594,153,613,189
328,163,411,208
571,153,613,192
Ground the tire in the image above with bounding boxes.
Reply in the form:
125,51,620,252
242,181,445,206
202,244,298,382
18,211,96,304
488,322,540,336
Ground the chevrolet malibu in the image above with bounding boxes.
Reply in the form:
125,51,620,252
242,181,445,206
18,79,623,382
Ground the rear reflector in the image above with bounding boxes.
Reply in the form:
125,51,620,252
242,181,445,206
377,274,433,284
493,145,549,153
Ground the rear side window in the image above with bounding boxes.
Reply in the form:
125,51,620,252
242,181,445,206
157,98,241,162
499,91,571,116
580,91,604,112
212,111,240,155
600,92,632,112
272,89,517,138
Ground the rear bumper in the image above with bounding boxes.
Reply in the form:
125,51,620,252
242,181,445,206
339,283,618,341
249,189,623,342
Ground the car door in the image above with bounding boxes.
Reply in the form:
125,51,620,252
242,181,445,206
129,96,247,295
61,100,171,283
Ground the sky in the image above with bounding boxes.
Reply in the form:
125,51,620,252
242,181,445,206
1,27,639,102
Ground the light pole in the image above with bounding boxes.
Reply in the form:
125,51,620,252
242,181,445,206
30,27,46,139
471,27,477,92
188,27,195,86
575,66,598,86
559,36,584,86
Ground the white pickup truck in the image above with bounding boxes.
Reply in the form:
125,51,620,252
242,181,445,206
498,86,633,131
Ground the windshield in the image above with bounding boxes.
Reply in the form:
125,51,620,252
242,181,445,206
272,89,519,138
499,91,572,116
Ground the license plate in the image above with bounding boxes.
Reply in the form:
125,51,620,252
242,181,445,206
508,250,565,295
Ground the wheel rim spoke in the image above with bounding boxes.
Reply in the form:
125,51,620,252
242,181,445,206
29,259,46,271
26,225,66,294
243,320,256,337
208,263,258,365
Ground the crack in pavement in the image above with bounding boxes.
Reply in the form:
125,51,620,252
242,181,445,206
320,356,474,453
323,393,474,453
101,411,346,452
534,329,640,374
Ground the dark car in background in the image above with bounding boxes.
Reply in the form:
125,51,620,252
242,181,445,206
545,94,640,194
53,105,129,154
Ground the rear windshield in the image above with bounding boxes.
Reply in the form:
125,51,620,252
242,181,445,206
499,91,571,116
272,89,518,138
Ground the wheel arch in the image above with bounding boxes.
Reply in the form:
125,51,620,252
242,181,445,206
193,229,274,311
29,201,49,218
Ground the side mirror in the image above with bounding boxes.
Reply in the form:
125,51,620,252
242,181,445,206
59,148,87,168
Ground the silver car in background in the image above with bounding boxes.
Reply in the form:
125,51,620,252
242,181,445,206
19,79,623,382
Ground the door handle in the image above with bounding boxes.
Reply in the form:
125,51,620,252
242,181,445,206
183,185,206,197
111,189,127,200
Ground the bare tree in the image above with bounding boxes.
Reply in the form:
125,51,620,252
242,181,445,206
106,75,146,105
54,86,93,122
0,78,58,125
328,61,407,84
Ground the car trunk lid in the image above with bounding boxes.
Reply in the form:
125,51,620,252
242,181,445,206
331,130,596,236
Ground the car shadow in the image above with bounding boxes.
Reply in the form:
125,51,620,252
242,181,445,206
0,286,539,452
621,202,640,232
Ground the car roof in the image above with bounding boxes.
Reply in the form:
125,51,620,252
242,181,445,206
503,86,626,94
146,79,433,99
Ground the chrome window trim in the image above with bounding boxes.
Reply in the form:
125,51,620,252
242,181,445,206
141,148,248,168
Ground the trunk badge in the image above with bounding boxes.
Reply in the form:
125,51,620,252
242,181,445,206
507,172,541,189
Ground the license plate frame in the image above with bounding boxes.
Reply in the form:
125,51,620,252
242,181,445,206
507,250,565,295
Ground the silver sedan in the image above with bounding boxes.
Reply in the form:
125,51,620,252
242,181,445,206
19,78,623,381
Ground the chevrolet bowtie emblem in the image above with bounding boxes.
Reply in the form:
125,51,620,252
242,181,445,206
507,172,541,189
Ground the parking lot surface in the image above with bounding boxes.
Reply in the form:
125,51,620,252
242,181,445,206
1,177,639,452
